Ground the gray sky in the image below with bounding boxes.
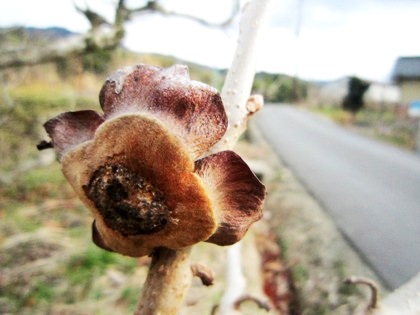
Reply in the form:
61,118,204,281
1,0,419,82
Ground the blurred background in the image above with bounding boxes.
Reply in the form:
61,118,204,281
1,0,420,314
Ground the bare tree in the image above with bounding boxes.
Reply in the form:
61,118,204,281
0,0,239,69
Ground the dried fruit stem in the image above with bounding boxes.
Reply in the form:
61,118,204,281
135,1,275,314
135,247,192,315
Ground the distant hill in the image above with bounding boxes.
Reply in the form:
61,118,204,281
0,26,78,55
24,26,77,39
0,26,76,42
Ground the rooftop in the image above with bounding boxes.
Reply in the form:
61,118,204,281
392,56,420,81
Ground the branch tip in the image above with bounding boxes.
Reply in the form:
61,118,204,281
246,94,264,114
191,263,215,286
345,276,381,310
36,140,53,151
234,294,271,312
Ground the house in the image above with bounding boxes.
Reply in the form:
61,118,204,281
392,56,420,105
315,76,400,109
364,82,400,109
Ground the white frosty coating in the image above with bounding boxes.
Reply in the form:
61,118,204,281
106,65,139,94
189,79,219,94
215,1,276,315
161,64,220,95
165,64,189,79
105,64,218,96
210,0,276,154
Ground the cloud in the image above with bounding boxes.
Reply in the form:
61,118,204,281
124,14,238,69
266,0,420,81
272,0,420,31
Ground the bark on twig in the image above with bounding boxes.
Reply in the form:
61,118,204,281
135,247,193,315
210,0,276,154
212,0,276,314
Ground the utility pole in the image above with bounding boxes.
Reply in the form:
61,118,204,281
292,0,304,102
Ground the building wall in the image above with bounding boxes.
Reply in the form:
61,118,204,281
364,83,400,109
400,80,420,105
315,78,401,109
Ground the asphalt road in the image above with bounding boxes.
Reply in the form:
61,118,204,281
255,104,420,289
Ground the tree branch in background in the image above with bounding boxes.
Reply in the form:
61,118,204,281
0,0,239,70
127,0,240,27
74,2,111,29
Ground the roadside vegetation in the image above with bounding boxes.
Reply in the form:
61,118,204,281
312,106,417,150
0,53,140,313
